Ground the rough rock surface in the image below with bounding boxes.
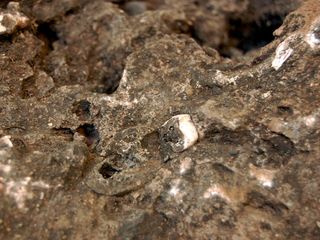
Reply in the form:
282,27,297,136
0,0,320,239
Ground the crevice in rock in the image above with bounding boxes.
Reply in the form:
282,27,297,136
65,6,81,16
245,191,289,216
92,51,126,94
268,134,295,157
20,75,36,99
212,163,234,175
97,70,123,94
0,1,10,9
204,125,252,145
0,34,13,44
277,105,294,116
51,128,74,141
251,132,295,168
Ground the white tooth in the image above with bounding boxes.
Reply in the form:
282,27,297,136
162,114,199,152
176,114,199,150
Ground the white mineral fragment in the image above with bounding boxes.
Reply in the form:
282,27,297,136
272,39,293,71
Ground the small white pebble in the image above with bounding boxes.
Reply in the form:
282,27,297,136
0,2,29,35
262,91,272,99
203,184,231,202
249,164,275,188
214,70,237,85
39,192,45,200
0,163,12,173
0,135,13,148
304,116,316,127
179,157,193,174
169,185,180,196
0,15,7,33
31,181,50,189
168,179,182,197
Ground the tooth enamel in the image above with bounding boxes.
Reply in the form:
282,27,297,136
176,114,199,150
161,114,199,153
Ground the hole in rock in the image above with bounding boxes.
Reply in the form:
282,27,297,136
76,124,100,146
37,21,59,51
277,106,293,116
227,13,284,54
65,7,81,16
222,0,301,56
189,0,300,58
99,162,120,179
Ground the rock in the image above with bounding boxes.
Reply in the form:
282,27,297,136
122,1,147,16
0,0,320,239
0,2,29,35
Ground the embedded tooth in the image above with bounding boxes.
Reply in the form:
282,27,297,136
160,114,199,153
